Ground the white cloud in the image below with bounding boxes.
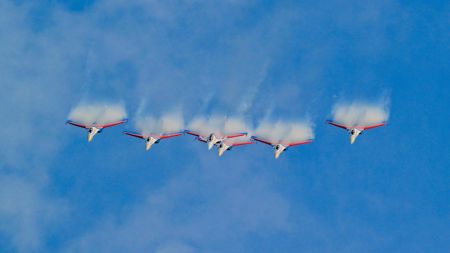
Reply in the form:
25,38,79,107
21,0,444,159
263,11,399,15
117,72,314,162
0,0,408,252
63,160,290,253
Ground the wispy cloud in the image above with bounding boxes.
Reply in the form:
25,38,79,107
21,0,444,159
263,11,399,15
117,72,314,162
0,0,421,252
62,160,290,253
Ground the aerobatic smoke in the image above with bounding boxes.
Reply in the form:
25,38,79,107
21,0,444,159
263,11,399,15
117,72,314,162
135,112,185,135
188,115,249,137
68,103,127,125
331,101,389,127
254,121,314,143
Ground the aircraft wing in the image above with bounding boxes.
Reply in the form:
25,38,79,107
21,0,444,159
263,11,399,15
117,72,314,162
195,137,207,143
251,136,274,146
66,120,89,129
225,133,247,139
97,119,128,128
185,131,201,137
157,132,183,139
287,139,313,147
326,120,350,130
123,131,145,139
360,123,386,130
230,141,254,147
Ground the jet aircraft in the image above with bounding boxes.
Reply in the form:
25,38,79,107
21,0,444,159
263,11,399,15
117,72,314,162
186,131,247,150
194,137,254,157
251,136,312,159
66,119,128,142
326,120,386,144
123,131,183,151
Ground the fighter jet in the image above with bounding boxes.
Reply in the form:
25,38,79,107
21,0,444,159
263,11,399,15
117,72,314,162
66,119,127,142
193,137,253,157
185,131,247,150
217,140,254,157
326,120,386,144
123,131,183,151
251,136,312,159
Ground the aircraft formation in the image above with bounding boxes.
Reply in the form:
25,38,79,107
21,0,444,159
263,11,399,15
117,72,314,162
66,117,387,159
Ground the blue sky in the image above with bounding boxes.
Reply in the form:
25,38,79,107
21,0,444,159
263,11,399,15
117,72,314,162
0,0,449,252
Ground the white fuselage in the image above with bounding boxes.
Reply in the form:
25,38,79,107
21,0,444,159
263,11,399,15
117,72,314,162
218,143,230,157
87,127,101,142
349,128,362,144
145,136,159,151
207,134,222,150
274,144,287,159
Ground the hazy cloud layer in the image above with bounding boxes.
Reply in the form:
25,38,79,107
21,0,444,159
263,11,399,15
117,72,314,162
63,161,290,253
0,0,443,253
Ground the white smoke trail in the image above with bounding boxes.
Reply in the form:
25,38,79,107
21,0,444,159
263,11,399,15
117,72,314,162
254,120,314,144
188,115,250,137
135,112,184,135
68,103,127,125
331,101,389,127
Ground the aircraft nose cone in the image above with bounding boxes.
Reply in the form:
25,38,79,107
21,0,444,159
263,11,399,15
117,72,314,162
350,135,357,144
208,142,214,150
88,135,93,142
275,151,281,159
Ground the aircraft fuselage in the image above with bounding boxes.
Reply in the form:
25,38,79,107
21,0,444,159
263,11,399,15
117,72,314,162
87,127,101,142
349,128,363,144
145,136,159,151
274,144,287,159
207,134,222,150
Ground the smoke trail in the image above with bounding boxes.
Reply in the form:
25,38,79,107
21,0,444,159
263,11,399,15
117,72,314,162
68,103,127,125
135,112,184,135
188,115,250,137
331,101,389,127
254,120,314,143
